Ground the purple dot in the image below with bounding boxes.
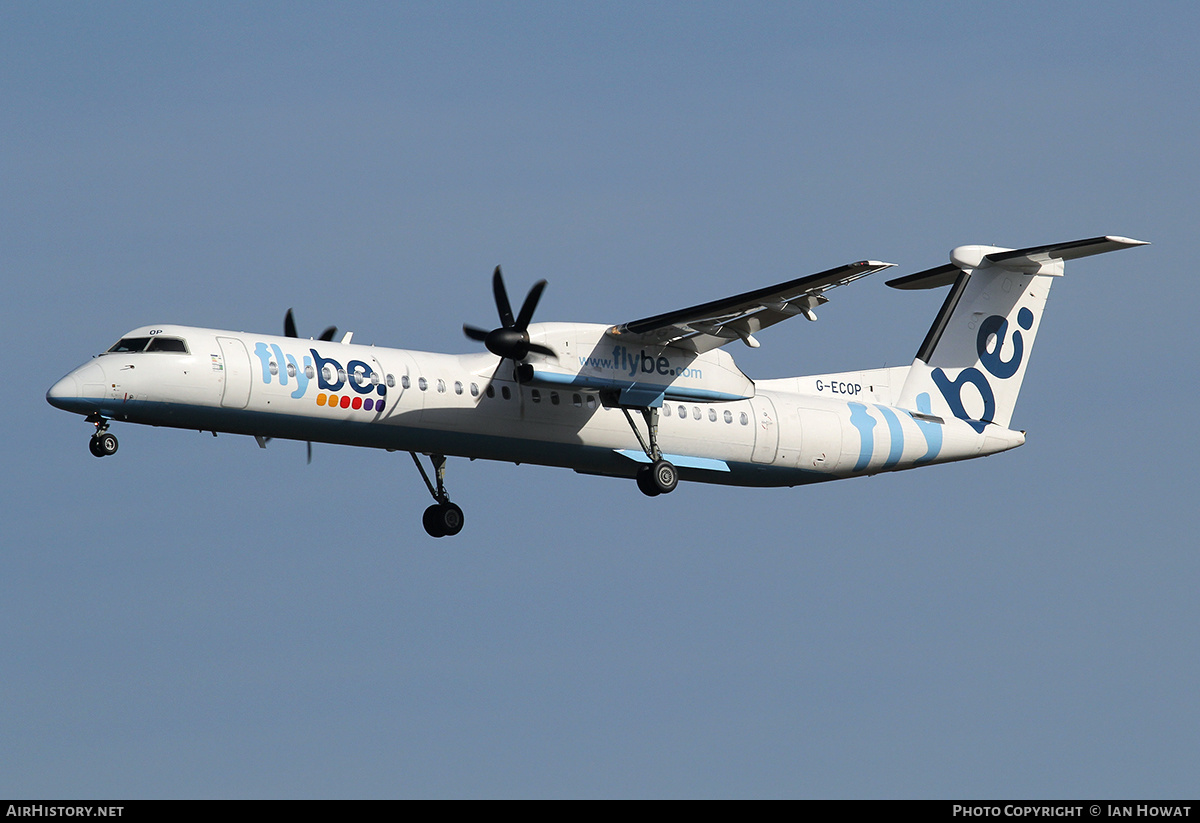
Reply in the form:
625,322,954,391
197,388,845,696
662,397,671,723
363,398,374,411
375,400,384,413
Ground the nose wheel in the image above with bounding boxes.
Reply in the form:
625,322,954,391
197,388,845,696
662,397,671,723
87,417,118,457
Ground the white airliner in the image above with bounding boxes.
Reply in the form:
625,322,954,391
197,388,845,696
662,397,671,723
48,236,1146,536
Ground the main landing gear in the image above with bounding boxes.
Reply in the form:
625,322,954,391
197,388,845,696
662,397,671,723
620,406,679,497
87,415,118,458
411,452,464,538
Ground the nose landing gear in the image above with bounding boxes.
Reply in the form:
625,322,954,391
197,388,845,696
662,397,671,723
87,416,118,458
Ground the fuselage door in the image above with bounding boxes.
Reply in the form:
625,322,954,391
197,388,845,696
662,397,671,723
216,336,252,409
749,395,779,464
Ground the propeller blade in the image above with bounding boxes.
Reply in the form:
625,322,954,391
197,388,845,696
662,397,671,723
492,266,515,329
318,326,338,341
515,280,547,331
284,309,298,338
306,441,313,465
463,324,491,342
526,341,556,358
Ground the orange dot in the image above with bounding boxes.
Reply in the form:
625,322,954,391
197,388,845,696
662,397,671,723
316,394,326,406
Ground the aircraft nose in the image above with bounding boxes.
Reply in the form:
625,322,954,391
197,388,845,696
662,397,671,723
47,361,105,413
46,373,79,410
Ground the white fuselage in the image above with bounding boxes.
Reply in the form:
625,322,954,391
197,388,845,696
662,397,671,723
47,322,1024,487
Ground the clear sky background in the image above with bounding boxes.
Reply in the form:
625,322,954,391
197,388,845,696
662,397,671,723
3,1,1196,798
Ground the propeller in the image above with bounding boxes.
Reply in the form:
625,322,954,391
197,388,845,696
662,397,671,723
463,266,555,363
284,308,338,342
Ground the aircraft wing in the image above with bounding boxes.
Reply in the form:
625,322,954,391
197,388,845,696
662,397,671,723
606,260,894,352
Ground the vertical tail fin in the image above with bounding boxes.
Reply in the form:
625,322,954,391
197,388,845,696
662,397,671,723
890,236,1147,432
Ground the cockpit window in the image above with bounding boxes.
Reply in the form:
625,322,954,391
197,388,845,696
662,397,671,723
105,336,189,354
107,337,151,353
146,336,189,353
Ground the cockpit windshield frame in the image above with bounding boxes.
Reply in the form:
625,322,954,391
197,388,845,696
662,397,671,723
104,336,190,355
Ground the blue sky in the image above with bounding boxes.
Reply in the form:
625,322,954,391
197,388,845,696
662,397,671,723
3,1,1196,798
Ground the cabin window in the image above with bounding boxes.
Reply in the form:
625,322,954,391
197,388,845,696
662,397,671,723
370,372,380,385
418,377,428,391
401,375,410,389
531,389,541,403
323,365,335,382
486,384,495,398
724,410,733,424
708,408,717,422
337,368,347,383
677,405,687,419
470,383,480,397
586,395,597,410
740,412,749,425
268,361,278,376
572,394,582,408
662,404,671,417
501,386,511,400
386,374,396,388
550,392,560,405
454,381,463,395
286,362,297,378
304,365,314,379
436,379,446,393
692,407,702,420
145,336,189,353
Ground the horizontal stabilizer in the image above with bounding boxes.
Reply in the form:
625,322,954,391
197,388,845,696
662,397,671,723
888,236,1149,288
986,235,1148,266
886,263,960,291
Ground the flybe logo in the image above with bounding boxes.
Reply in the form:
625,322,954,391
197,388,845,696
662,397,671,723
579,346,703,380
252,343,387,413
931,307,1034,433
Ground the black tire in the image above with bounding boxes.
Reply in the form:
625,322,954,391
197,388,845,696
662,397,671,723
423,504,447,538
423,503,464,537
636,466,661,497
93,432,118,457
651,459,678,494
88,435,105,458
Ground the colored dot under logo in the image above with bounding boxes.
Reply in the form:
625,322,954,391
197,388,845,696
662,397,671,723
315,393,383,413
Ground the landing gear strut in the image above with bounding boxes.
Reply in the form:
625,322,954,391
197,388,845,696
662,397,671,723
620,406,678,497
411,452,464,537
87,415,118,458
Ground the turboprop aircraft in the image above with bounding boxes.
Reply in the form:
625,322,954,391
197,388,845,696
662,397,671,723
47,235,1146,537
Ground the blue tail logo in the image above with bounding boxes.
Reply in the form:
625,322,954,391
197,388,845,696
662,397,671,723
931,307,1034,433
